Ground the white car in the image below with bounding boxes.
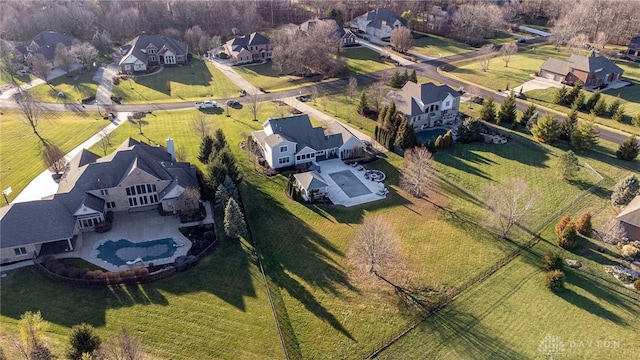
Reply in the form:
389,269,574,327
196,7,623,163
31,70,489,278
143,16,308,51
195,100,218,109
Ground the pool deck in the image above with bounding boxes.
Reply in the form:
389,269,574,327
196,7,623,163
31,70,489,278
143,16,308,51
318,159,388,207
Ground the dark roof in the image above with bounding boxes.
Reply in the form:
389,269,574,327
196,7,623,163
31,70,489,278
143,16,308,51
540,57,571,75
0,200,76,248
617,195,640,228
358,8,406,30
294,171,328,191
30,31,75,61
396,82,460,116
119,34,188,65
264,115,343,151
541,55,624,80
629,36,640,49
225,32,270,53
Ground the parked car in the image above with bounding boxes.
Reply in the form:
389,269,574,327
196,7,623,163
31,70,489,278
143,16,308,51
195,100,218,109
259,87,270,93
239,89,247,97
297,95,311,102
226,99,240,106
471,96,485,105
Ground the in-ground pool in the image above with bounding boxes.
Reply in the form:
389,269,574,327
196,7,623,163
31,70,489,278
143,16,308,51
415,127,449,144
96,238,178,266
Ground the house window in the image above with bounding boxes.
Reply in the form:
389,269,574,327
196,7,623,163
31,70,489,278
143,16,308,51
14,247,27,256
296,155,301,161
280,145,288,152
100,189,109,196
278,157,289,164
79,216,102,229
148,49,155,54
106,201,116,209
445,101,450,107
127,184,159,208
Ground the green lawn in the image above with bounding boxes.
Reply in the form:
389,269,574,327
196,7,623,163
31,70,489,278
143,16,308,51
412,33,474,58
0,70,33,86
0,109,104,203
111,58,240,104
525,85,640,136
343,47,395,76
28,69,98,103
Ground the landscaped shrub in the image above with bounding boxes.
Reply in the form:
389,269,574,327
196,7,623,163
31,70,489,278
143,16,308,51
620,244,639,259
105,271,121,284
68,323,101,360
541,252,564,271
133,267,149,279
576,212,592,235
544,270,565,292
95,221,112,233
557,222,580,250
555,214,572,237
67,267,88,279
634,279,640,290
51,262,66,275
105,211,114,223
203,231,215,242
112,76,120,85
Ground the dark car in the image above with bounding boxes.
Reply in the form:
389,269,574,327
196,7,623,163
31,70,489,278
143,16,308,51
472,96,485,105
226,99,240,106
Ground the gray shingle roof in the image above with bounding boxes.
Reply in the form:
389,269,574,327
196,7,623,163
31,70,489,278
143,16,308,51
265,115,343,151
225,32,270,53
396,82,460,117
119,34,188,66
0,199,76,248
629,36,640,50
358,8,406,30
540,57,571,75
294,171,328,191
541,54,624,80
617,195,640,228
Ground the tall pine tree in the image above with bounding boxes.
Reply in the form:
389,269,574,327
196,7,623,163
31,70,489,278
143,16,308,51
498,91,517,125
224,198,247,239
198,135,214,164
560,107,578,141
616,136,639,161
519,103,537,127
480,98,497,123
570,117,599,150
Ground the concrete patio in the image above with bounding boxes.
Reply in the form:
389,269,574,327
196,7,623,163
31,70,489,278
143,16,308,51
315,159,388,207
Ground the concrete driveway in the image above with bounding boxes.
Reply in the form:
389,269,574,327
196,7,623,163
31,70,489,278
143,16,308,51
498,76,565,97
208,57,261,95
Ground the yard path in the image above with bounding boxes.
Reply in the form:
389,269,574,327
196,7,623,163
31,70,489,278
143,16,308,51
208,58,262,96
12,111,131,204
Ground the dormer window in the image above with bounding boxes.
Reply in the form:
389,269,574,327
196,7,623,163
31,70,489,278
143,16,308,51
148,48,156,54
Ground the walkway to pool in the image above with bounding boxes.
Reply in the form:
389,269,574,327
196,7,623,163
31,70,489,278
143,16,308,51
317,159,388,207
56,203,214,272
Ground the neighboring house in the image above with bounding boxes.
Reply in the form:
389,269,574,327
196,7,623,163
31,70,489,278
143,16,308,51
223,32,272,65
539,53,624,87
0,138,199,265
350,8,406,40
118,34,188,73
388,81,461,130
626,36,640,62
14,31,76,67
299,18,357,47
426,5,450,32
617,195,640,241
293,171,329,201
252,114,365,170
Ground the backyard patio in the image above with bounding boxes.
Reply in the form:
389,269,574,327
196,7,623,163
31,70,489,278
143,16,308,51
314,159,388,207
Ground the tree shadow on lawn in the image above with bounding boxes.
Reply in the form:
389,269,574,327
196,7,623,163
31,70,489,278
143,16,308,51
558,286,628,326
434,151,494,182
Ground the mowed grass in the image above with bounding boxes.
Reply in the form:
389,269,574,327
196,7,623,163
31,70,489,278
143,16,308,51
448,44,572,91
0,70,33,86
0,238,284,360
28,69,99,103
233,47,393,92
0,109,104,202
412,33,474,58
111,58,240,104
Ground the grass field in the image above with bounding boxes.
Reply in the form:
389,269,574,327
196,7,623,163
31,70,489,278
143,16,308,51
0,109,104,203
412,33,474,58
28,69,98,103
0,70,33,86
233,47,394,92
111,58,240,104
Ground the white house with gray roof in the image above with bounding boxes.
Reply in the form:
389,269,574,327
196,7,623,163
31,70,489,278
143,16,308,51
293,171,329,201
350,8,406,40
118,34,188,73
0,138,199,265
388,81,461,130
252,114,365,170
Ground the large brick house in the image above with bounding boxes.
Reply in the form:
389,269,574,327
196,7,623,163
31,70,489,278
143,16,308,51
223,32,272,64
118,34,188,73
539,53,624,88
388,81,461,131
0,138,199,264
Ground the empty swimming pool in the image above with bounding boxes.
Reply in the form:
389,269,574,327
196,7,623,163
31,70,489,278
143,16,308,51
96,238,178,266
329,170,372,198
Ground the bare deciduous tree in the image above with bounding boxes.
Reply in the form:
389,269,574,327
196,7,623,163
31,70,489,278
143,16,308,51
390,26,414,53
128,114,147,134
97,327,144,360
347,76,358,104
30,54,51,81
479,44,496,72
500,42,518,67
367,81,387,112
400,147,433,198
98,129,113,156
71,42,98,69
54,43,74,73
484,178,537,239
42,144,67,175
348,216,402,283
247,93,260,121
191,114,211,138
15,91,46,145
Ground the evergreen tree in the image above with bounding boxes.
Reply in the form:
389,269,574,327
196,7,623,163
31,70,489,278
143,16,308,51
565,83,583,106
215,182,230,210
456,117,483,143
560,107,578,141
570,118,599,150
497,90,517,125
356,91,369,115
519,103,537,127
608,96,621,117
585,89,601,112
612,105,625,122
526,112,539,133
68,324,101,360
592,97,607,116
611,174,640,207
197,135,214,164
616,136,639,161
553,85,568,104
633,113,640,127
531,114,561,143
572,91,586,111
480,98,496,123
409,69,418,83
434,135,443,149
402,69,409,84
394,119,418,149
443,130,454,148
212,128,227,152
555,150,580,180
224,198,247,239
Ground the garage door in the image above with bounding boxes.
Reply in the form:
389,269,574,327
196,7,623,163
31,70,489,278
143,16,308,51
540,71,554,80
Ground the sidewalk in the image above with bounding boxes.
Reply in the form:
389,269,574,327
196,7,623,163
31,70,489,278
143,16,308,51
12,111,131,204
208,57,261,95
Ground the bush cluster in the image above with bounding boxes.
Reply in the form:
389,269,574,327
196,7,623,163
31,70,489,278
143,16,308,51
41,257,150,284
634,279,640,291
541,252,564,271
544,270,565,292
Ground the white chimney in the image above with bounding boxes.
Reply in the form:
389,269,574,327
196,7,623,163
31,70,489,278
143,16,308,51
166,138,175,161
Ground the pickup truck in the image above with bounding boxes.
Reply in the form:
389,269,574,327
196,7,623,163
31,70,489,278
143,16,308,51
195,100,218,109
